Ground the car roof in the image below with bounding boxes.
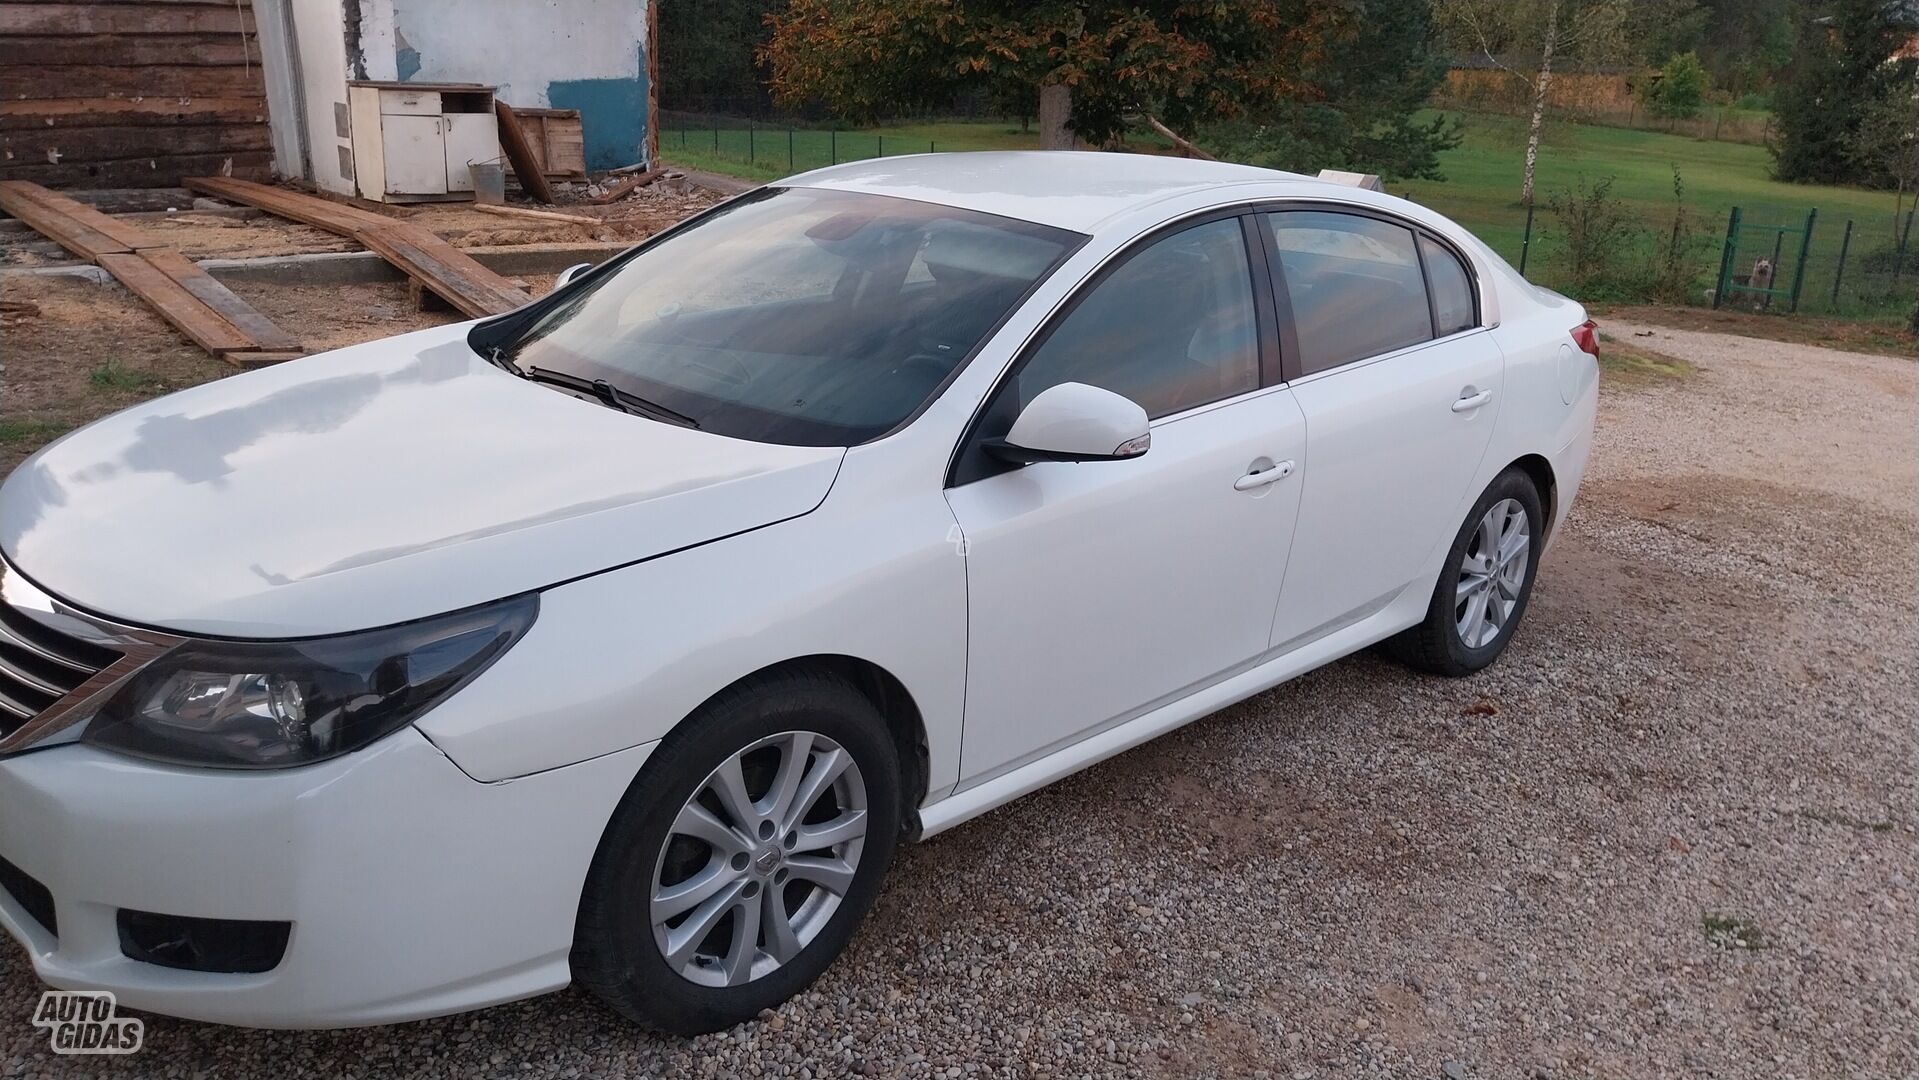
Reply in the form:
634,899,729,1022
780,151,1324,233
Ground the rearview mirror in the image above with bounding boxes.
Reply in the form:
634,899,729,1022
984,382,1151,464
553,262,594,290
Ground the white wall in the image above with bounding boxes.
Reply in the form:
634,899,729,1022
272,0,652,188
388,0,651,169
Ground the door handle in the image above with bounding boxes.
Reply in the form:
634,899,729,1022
1451,388,1494,412
1233,459,1295,491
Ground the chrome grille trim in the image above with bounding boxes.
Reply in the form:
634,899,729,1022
0,555,183,755
0,616,99,673
0,684,39,722
0,654,66,698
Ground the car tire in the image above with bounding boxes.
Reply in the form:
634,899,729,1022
571,670,901,1035
1384,468,1545,677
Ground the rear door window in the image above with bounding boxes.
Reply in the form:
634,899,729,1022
1264,211,1433,375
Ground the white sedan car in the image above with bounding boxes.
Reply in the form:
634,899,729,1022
0,153,1596,1033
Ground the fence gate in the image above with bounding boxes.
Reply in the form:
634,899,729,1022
1714,207,1818,312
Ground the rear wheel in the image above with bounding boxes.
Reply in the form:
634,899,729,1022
1385,468,1544,676
572,671,900,1034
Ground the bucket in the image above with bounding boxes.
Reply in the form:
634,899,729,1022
468,161,506,204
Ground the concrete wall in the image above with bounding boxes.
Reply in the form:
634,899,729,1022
387,0,651,170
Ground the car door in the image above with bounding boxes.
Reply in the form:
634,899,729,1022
944,213,1308,786
1259,209,1506,650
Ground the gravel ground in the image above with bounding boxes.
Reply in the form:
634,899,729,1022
2,321,1914,1078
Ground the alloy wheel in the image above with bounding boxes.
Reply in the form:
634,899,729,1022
1455,497,1530,649
649,730,868,987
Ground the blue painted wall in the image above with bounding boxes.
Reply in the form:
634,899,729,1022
548,46,649,171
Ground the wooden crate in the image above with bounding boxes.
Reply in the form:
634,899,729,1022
511,108,587,179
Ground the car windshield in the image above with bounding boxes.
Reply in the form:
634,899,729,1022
494,187,1081,446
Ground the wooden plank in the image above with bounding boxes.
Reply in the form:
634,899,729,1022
0,150,271,187
0,62,263,99
0,33,254,66
0,4,254,35
3,123,270,164
359,222,529,318
220,349,302,369
185,176,530,317
184,175,392,232
95,251,255,352
0,180,157,247
472,203,597,226
493,101,554,204
0,97,266,129
0,179,141,255
138,247,300,351
543,116,586,178
2,179,299,358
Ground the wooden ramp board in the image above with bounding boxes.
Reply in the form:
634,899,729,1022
360,222,531,319
95,252,259,354
139,248,302,352
1,180,303,365
185,176,533,317
184,175,389,234
0,179,146,258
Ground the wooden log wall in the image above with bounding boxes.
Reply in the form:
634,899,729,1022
1,0,273,188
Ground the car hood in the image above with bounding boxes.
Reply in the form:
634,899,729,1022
0,324,845,637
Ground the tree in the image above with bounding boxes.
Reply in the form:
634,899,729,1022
658,0,778,111
761,0,1343,150
1626,0,1707,67
1848,69,1919,237
1435,0,1632,205
1195,0,1462,181
1644,50,1710,119
1692,0,1796,98
1771,0,1917,185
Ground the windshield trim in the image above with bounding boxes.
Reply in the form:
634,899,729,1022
468,185,1090,448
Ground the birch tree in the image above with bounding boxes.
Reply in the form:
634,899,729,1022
1435,0,1632,205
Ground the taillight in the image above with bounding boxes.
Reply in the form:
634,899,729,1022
1571,319,1600,359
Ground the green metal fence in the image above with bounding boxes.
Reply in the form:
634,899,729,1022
1715,204,1916,316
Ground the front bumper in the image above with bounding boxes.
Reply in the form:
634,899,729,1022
0,727,652,1028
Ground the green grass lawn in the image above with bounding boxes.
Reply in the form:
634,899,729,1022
1402,111,1912,312
663,112,1917,319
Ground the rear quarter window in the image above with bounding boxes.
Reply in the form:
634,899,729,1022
1420,234,1477,337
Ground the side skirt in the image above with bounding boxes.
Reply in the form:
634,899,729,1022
914,584,1430,839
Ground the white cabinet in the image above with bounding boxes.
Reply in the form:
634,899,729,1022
346,82,500,203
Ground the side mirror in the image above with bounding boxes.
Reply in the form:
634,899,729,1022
553,262,594,290
984,382,1151,465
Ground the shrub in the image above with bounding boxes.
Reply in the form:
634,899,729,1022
1645,52,1709,121
1546,176,1644,296
1649,167,1712,303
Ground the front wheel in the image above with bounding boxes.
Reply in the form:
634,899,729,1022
1385,468,1544,676
571,671,901,1034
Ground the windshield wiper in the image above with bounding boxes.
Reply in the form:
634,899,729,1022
493,351,700,429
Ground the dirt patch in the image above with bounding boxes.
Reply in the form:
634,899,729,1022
1597,302,1919,359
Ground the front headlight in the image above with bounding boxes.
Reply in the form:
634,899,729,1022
83,595,537,769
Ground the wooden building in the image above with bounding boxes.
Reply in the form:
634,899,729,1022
1,1,274,188
1,0,654,192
